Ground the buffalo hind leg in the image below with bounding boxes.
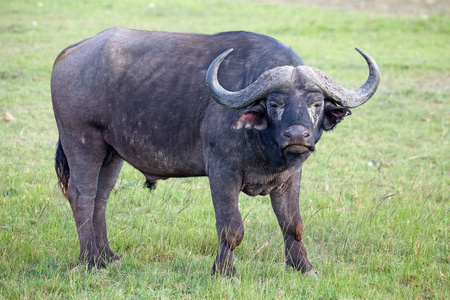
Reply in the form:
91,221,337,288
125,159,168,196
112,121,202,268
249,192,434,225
209,172,244,277
270,169,315,275
61,133,110,268
93,151,123,263
66,156,105,267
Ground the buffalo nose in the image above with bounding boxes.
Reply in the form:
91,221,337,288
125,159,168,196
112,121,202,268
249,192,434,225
282,125,313,147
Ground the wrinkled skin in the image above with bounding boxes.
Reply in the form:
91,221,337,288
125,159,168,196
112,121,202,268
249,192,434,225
52,27,368,276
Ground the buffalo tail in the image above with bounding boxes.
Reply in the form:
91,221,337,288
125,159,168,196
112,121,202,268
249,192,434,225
55,139,70,198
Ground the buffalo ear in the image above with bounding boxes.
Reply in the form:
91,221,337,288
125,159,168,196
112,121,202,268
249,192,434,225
232,105,268,131
322,102,351,131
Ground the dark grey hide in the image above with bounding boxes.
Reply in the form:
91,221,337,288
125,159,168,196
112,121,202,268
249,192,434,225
52,27,379,276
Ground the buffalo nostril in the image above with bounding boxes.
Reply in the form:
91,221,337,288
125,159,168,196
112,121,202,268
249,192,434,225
283,126,312,142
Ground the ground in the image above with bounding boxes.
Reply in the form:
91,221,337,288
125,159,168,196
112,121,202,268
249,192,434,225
258,0,449,15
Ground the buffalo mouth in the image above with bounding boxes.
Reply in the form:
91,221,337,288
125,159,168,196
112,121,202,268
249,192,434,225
283,144,315,155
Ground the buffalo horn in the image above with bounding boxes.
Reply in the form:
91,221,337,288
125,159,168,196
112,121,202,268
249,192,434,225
206,48,380,109
298,48,380,108
206,49,295,109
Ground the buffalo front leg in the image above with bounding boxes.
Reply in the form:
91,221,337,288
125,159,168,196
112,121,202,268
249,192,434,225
270,169,314,274
209,173,244,277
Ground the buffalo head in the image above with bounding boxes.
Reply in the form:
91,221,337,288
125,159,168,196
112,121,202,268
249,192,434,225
206,48,380,159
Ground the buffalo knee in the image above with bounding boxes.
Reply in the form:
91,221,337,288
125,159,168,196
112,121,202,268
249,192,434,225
281,218,303,242
294,219,303,242
220,222,244,251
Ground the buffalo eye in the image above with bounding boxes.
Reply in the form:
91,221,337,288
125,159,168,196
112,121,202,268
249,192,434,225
313,102,322,109
268,101,284,109
307,94,324,110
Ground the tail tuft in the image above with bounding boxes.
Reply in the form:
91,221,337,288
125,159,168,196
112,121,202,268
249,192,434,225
55,139,70,198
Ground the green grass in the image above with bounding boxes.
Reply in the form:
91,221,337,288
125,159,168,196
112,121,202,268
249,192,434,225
0,0,448,298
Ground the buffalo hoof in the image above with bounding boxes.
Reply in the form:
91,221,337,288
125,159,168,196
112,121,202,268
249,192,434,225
101,249,120,263
211,262,238,278
110,259,122,265
304,269,319,279
221,276,241,286
80,255,107,269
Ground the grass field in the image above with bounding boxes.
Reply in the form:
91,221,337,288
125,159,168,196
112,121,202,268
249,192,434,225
0,0,449,299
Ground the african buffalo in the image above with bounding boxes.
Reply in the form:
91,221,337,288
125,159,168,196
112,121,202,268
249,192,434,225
52,27,380,276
